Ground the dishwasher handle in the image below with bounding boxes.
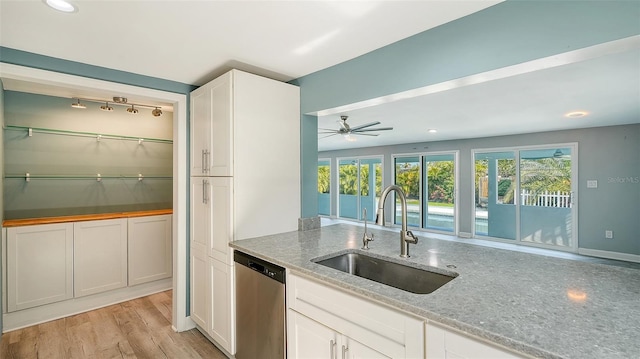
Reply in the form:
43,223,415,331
248,261,265,273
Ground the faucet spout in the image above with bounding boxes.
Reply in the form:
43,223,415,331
376,185,419,258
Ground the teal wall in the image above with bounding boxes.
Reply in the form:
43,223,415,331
319,124,640,256
292,0,640,218
0,47,194,95
3,91,173,219
0,47,195,322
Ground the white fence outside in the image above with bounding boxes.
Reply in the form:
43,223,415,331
521,189,571,208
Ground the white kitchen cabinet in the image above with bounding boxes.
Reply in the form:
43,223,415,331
289,310,390,359
208,257,233,353
287,273,424,359
6,223,74,312
74,218,128,298
127,215,172,286
426,323,525,359
189,69,300,355
189,246,234,354
190,244,208,329
191,177,233,265
190,71,233,177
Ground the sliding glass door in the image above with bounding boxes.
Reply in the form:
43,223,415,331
519,147,573,247
338,157,382,221
474,151,516,239
424,154,456,232
317,159,331,216
474,145,576,250
393,152,457,232
394,156,420,227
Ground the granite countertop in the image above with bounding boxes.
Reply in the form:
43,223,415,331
230,223,640,359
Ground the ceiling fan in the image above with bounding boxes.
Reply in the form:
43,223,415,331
319,115,393,140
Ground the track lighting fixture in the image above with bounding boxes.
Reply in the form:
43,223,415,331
100,102,114,111
71,96,165,117
71,98,86,109
126,105,139,114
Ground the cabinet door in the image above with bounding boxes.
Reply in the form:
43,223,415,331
209,71,233,176
210,177,233,264
128,215,172,286
191,84,213,176
191,178,211,252
288,310,338,359
426,323,524,359
209,258,234,354
74,219,128,297
345,337,392,359
6,223,74,312
190,246,208,329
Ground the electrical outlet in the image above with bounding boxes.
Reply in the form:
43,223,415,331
605,230,613,239
587,180,598,188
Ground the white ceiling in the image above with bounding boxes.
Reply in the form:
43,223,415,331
0,0,501,85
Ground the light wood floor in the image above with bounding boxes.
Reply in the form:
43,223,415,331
0,290,227,359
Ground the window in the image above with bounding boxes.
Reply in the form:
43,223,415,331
318,159,331,216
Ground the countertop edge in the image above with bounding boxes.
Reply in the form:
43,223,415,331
3,209,173,227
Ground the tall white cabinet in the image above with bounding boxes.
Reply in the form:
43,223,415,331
189,69,300,355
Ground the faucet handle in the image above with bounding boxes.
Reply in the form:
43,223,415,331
405,230,419,244
362,232,374,250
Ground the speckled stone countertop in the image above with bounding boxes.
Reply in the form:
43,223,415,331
230,223,640,359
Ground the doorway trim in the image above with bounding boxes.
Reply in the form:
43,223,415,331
0,63,191,331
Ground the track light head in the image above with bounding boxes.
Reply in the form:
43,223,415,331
152,107,163,117
71,99,86,109
101,103,113,111
100,102,113,111
126,105,139,114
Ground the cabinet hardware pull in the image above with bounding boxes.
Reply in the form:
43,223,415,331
205,149,210,173
330,340,336,359
342,344,348,359
202,179,208,204
201,149,206,174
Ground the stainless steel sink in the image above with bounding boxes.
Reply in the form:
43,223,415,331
313,252,456,294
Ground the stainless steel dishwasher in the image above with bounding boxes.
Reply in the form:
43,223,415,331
234,250,286,359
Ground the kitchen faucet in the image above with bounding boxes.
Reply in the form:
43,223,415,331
361,208,374,250
375,185,418,258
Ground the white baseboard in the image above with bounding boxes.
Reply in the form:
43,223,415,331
578,248,640,263
2,278,172,332
458,232,472,238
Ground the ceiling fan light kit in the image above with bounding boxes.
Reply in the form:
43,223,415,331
319,115,393,140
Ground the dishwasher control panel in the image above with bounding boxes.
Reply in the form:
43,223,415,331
234,250,286,284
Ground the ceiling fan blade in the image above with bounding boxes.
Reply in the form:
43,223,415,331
348,121,381,132
319,128,339,132
318,130,340,134
354,127,394,132
319,133,339,139
351,132,379,136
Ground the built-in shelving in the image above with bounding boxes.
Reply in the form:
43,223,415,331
4,125,173,144
5,173,172,182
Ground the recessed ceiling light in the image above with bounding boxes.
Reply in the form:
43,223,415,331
564,111,589,118
44,0,76,13
427,129,437,133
